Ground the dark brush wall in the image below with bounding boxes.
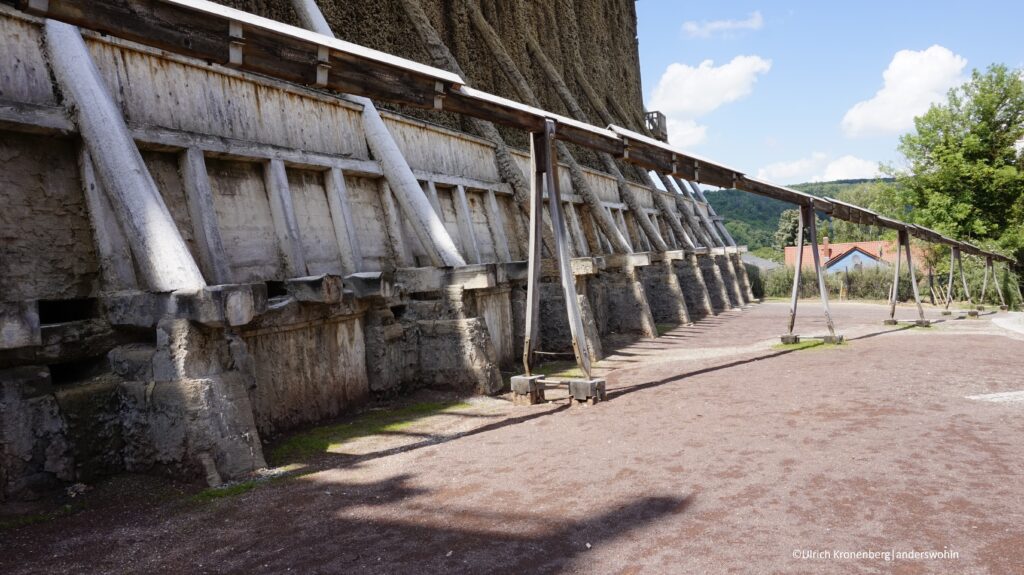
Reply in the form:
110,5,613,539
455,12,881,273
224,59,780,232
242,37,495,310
217,0,646,152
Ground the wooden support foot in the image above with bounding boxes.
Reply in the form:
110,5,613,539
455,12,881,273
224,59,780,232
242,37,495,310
967,310,979,318
1000,305,1009,311
511,375,546,406
976,305,986,311
883,319,899,326
915,319,931,327
941,310,952,316
822,335,844,344
780,335,800,344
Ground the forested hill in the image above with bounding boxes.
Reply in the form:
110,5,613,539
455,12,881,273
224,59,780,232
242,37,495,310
704,179,894,250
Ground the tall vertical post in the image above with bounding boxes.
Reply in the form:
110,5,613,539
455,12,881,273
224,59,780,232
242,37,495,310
782,206,806,343
903,231,926,324
887,231,904,322
942,248,956,315
957,248,973,304
513,120,604,406
806,205,840,343
991,258,1007,310
978,256,991,310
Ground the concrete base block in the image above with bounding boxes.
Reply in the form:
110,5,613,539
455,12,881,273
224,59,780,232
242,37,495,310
567,378,606,405
883,319,899,326
976,305,986,311
780,334,800,344
941,310,952,316
822,335,844,344
967,310,979,318
1000,305,1009,311
915,319,932,327
511,374,545,406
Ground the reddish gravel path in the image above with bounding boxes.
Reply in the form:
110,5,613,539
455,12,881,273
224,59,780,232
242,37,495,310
3,302,1023,574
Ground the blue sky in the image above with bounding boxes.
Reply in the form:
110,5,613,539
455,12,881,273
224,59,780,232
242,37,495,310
636,1,1024,184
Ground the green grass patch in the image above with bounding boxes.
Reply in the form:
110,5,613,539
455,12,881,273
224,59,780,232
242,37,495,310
191,480,259,502
266,401,470,465
772,340,843,352
531,360,587,380
0,504,78,532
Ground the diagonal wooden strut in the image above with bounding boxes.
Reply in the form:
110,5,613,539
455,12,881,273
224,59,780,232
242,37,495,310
522,120,592,379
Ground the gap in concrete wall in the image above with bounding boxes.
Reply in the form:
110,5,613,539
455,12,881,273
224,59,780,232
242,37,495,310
37,298,99,325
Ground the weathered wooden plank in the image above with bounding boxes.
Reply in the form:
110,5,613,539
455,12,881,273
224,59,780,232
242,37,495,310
483,190,512,263
325,167,363,274
453,185,481,264
263,158,307,277
180,147,233,284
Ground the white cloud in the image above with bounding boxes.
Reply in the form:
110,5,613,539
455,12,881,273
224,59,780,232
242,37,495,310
649,55,772,147
821,155,880,181
756,153,880,184
757,153,828,183
841,45,967,138
683,11,764,38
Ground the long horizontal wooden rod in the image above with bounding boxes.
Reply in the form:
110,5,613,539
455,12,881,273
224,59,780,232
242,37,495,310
7,0,1013,263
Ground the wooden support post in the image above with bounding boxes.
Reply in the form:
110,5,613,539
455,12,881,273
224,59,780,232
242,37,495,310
380,180,415,268
483,189,512,262
521,135,545,375
956,248,973,304
291,0,465,268
806,205,841,343
903,230,926,324
783,206,806,342
423,180,442,216
45,20,205,292
886,230,904,322
540,121,593,379
78,148,138,291
453,185,481,264
979,256,991,310
942,249,956,314
325,167,363,275
264,159,307,277
180,148,233,285
991,258,1007,309
566,203,590,257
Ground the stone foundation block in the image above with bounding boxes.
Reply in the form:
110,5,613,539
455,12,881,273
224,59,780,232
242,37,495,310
567,378,606,405
511,374,545,405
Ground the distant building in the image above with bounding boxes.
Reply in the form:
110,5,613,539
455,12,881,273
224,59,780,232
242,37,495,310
784,237,926,273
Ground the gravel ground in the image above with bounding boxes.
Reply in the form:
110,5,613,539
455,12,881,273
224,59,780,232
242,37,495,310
2,301,1023,574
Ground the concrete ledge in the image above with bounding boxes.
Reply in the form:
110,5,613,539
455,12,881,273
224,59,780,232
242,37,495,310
286,274,345,304
175,283,268,327
343,271,395,299
603,253,652,269
396,264,496,294
0,301,41,350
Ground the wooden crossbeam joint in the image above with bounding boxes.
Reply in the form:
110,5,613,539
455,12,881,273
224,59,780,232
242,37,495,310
433,81,445,110
228,20,244,67
314,45,330,87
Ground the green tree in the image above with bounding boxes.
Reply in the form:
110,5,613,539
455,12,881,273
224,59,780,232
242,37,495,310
886,64,1024,264
774,209,801,248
